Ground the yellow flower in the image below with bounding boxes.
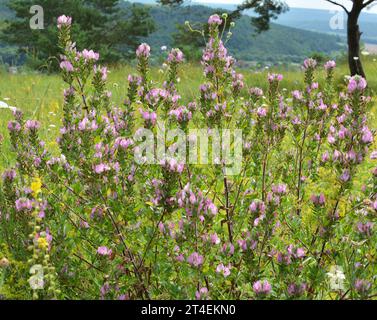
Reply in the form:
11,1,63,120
37,237,48,250
31,177,42,197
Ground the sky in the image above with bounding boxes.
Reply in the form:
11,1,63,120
192,0,377,13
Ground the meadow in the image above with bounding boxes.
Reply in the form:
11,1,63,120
1,14,377,300
1,57,377,169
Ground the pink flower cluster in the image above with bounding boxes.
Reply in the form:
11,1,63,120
136,43,151,58
348,75,367,93
57,15,72,29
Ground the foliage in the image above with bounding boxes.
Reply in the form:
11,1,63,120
143,3,344,63
159,0,289,33
0,0,345,66
0,0,155,70
0,14,376,300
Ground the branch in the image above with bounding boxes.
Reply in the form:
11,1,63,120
363,0,376,8
324,0,350,14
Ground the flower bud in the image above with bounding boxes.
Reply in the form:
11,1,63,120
0,257,10,268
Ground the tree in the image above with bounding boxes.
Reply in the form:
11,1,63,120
159,0,288,33
232,0,288,33
324,0,376,78
1,0,155,70
161,0,377,78
172,23,205,61
172,10,239,61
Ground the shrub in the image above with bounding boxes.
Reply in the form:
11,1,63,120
0,14,376,300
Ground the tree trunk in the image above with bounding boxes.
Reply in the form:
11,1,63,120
347,5,366,78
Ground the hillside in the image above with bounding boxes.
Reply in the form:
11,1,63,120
0,0,346,65
0,0,13,20
123,2,345,64
276,7,377,45
136,2,377,45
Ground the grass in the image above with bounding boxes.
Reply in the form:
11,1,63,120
1,56,377,171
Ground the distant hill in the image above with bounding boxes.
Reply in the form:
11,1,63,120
0,0,346,66
123,2,345,64
0,0,13,19
0,0,17,65
276,8,377,45
133,2,377,45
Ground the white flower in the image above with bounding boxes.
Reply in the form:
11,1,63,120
353,56,359,61
161,46,167,51
327,265,345,291
0,101,17,112
361,51,370,56
0,101,9,109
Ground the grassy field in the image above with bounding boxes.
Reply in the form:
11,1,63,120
1,57,377,171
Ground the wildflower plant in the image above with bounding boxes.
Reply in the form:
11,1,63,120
0,14,376,300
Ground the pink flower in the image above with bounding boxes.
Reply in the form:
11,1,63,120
249,201,258,213
355,279,371,295
216,263,231,277
136,43,151,58
253,280,272,295
327,135,336,144
57,15,72,29
7,121,21,132
324,60,336,70
271,184,287,194
207,202,218,215
257,107,267,117
287,283,307,297
361,126,373,144
15,198,33,212
268,73,283,83
2,169,16,182
296,247,306,258
139,109,157,126
94,163,110,174
208,14,222,26
187,252,204,267
357,222,373,236
321,151,330,163
310,193,326,207
358,77,367,90
94,66,108,81
81,49,99,61
115,137,133,150
249,87,263,97
60,60,74,72
292,90,302,100
210,233,220,245
340,169,350,182
25,120,41,130
167,48,184,63
238,239,247,251
195,287,209,300
97,246,112,256
303,58,317,70
348,76,367,93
